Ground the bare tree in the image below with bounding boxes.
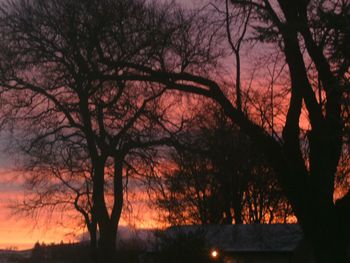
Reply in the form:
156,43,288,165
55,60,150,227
13,140,98,261
79,1,350,261
154,1,348,261
0,0,197,262
152,104,294,225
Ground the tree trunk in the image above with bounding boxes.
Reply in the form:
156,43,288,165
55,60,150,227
98,222,117,263
88,220,98,263
299,203,349,263
91,158,116,263
95,155,124,263
276,3,347,260
79,94,117,262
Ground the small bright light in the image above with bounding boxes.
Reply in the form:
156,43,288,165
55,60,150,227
211,249,219,258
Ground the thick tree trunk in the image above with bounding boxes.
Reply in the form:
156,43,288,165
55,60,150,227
88,220,98,263
94,155,124,263
276,2,347,260
297,201,349,263
98,222,117,263
80,95,117,262
91,158,115,263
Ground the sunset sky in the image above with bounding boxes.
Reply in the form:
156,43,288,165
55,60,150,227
0,165,161,250
0,151,75,250
0,145,163,251
0,0,346,254
0,45,297,252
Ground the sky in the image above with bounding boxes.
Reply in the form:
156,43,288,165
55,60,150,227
0,132,164,250
0,0,223,250
0,162,75,250
0,164,162,250
0,0,197,250
0,0,282,250
0,0,186,251
0,0,346,251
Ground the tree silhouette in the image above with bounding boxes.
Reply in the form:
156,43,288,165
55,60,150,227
79,0,349,261
153,104,293,225
0,0,188,262
152,1,349,261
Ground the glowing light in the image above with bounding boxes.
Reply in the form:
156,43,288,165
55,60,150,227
210,249,219,258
